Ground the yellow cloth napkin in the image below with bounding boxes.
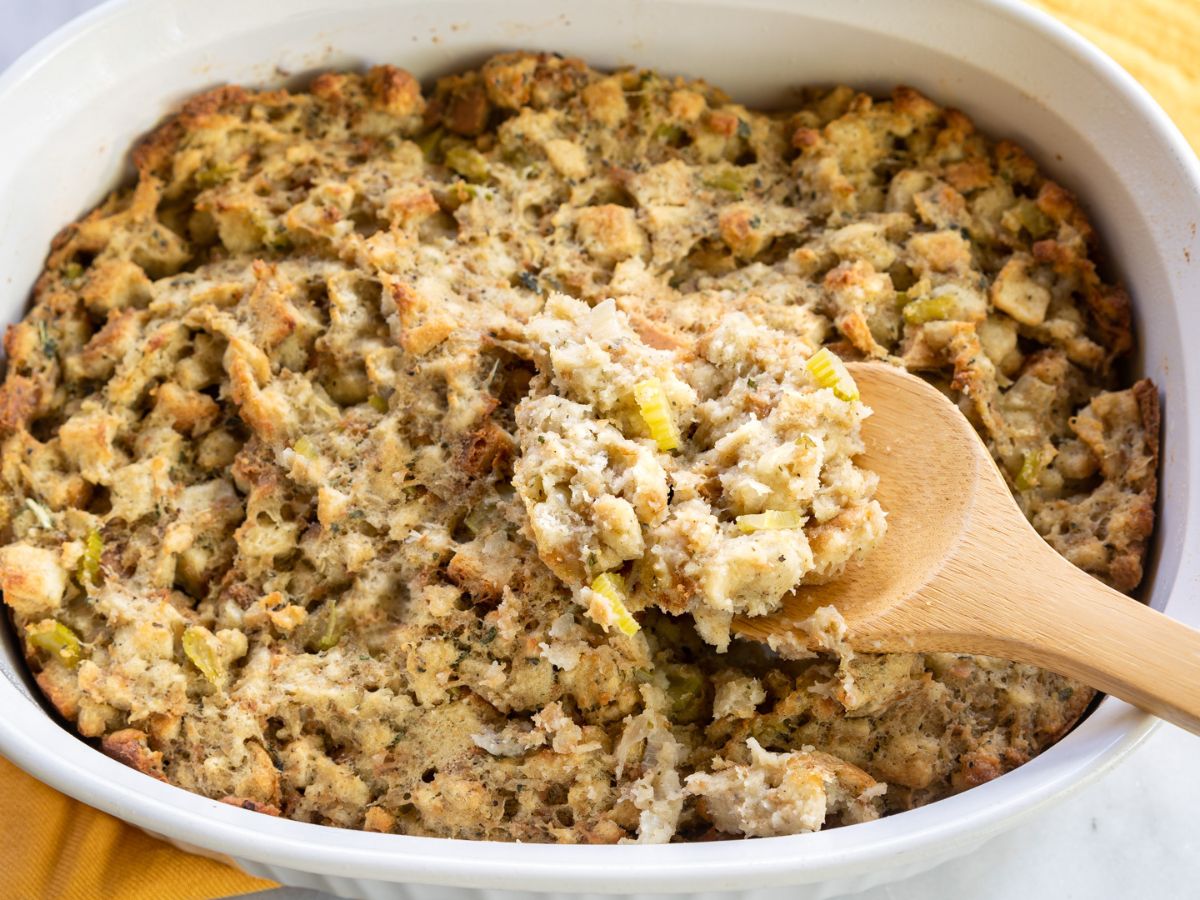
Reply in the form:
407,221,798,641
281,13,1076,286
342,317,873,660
1035,0,1200,153
0,3,1194,898
0,757,275,899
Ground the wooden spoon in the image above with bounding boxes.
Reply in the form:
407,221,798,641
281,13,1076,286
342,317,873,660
733,361,1200,734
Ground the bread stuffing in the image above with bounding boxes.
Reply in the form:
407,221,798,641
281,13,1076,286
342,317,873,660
0,51,1157,842
513,294,885,649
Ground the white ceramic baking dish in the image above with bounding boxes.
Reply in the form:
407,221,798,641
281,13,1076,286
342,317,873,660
0,0,1197,897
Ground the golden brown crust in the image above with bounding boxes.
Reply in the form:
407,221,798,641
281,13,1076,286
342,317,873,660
133,85,252,174
101,729,167,782
365,65,425,118
0,376,39,436
34,667,81,721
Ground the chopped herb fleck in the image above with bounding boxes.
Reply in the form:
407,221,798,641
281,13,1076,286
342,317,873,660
264,232,293,252
37,321,57,357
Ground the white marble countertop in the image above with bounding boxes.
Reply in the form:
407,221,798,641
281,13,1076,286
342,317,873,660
3,3,1198,898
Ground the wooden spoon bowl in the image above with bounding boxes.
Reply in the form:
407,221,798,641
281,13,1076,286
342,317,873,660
734,361,1200,733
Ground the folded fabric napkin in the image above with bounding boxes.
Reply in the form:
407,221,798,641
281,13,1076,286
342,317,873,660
0,1,1194,897
1039,0,1199,153
0,757,275,899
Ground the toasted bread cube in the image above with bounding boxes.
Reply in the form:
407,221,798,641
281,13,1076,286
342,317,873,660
575,205,647,265
0,543,67,617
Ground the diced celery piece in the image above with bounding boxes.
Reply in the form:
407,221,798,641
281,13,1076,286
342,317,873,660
445,146,490,183
78,529,102,586
182,626,222,684
306,601,343,652
702,167,746,194
654,124,684,144
805,348,859,402
293,436,317,459
1015,449,1044,491
633,378,682,451
1016,200,1053,239
665,664,706,722
195,163,237,188
589,573,640,636
735,509,805,533
27,620,83,668
416,127,445,161
902,295,957,325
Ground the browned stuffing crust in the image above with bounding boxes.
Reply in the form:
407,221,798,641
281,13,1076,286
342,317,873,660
0,52,1157,842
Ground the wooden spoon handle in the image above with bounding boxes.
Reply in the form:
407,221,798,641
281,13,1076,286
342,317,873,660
861,544,1200,734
